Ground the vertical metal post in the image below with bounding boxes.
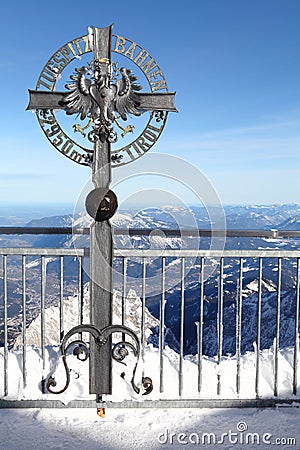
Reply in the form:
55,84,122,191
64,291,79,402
198,257,204,393
22,255,27,389
256,257,262,398
3,255,8,397
274,257,282,397
141,258,146,371
122,257,127,344
160,256,166,393
122,257,127,328
217,257,224,396
89,25,113,396
293,258,300,395
236,258,243,395
59,256,64,342
179,257,185,397
78,256,83,324
78,256,84,342
41,256,46,393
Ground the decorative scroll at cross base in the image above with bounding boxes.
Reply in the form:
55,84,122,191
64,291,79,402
46,324,153,397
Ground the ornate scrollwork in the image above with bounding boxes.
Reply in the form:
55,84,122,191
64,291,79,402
155,111,165,122
83,153,93,165
112,341,135,363
87,130,98,143
142,376,153,395
71,341,90,361
111,154,123,163
108,128,118,143
46,323,153,396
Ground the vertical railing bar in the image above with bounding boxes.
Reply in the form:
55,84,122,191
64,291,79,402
274,257,282,397
256,257,263,398
236,257,243,395
293,257,300,395
78,256,82,324
22,255,27,389
217,257,224,396
179,257,185,397
59,256,64,342
198,256,204,394
159,256,166,393
122,257,127,326
3,255,8,397
78,256,83,341
122,257,127,343
141,257,146,372
41,256,46,393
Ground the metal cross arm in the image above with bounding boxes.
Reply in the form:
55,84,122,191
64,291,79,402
27,90,177,113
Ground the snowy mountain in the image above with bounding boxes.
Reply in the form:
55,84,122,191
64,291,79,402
2,203,300,361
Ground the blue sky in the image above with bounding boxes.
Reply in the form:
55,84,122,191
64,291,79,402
1,0,300,207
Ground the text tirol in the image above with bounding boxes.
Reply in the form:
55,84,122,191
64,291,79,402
117,123,164,161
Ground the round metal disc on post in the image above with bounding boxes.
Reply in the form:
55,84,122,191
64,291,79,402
85,188,118,222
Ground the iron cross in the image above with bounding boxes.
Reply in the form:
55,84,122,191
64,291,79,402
27,25,177,400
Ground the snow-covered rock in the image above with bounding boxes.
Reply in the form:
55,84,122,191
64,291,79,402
13,286,159,350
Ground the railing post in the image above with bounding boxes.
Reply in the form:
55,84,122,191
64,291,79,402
217,257,224,396
41,256,46,393
141,258,147,375
274,257,282,397
294,258,300,395
236,257,243,395
59,256,64,342
22,255,27,389
3,255,8,397
256,257,263,398
198,256,204,394
179,257,185,397
160,257,166,393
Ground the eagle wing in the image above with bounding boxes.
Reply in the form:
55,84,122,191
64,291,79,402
60,67,94,120
115,68,142,121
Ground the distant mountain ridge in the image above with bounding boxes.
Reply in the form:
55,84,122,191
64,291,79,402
23,202,300,231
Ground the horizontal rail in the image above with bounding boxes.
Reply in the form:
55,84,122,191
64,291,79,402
1,247,300,258
0,227,88,235
0,398,299,409
0,248,86,256
114,228,300,239
114,249,300,258
1,227,300,239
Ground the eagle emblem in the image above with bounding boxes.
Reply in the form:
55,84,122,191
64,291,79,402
60,60,143,143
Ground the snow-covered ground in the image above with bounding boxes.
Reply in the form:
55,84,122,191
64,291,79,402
0,406,299,449
3,288,299,403
1,343,300,402
2,339,300,449
2,288,300,448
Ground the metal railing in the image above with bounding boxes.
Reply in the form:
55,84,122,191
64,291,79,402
2,226,300,238
114,249,300,400
0,247,86,397
0,228,300,408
